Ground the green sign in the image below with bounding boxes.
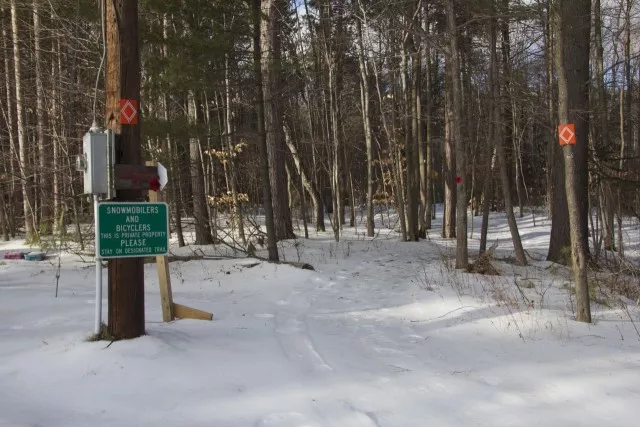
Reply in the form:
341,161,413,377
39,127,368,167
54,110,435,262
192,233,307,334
97,202,169,258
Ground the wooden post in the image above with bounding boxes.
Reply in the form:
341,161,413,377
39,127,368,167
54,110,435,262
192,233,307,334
147,161,174,322
174,303,213,321
105,0,145,339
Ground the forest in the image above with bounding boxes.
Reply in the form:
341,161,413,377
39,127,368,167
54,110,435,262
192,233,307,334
1,0,639,322
3,2,640,424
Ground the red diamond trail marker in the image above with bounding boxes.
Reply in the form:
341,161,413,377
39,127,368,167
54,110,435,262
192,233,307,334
558,123,576,146
120,99,138,125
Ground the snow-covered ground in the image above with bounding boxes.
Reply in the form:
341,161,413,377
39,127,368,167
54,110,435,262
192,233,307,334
1,209,639,427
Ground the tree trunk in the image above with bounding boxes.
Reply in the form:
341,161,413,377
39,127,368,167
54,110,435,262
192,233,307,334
545,0,555,221
331,70,345,238
33,0,50,234
555,0,591,323
390,85,408,241
619,0,632,172
188,92,213,245
424,49,434,230
443,85,456,239
546,0,570,264
355,16,375,237
253,0,279,260
347,167,356,228
166,138,185,247
11,0,36,242
261,0,294,241
446,0,468,268
225,52,246,246
402,4,419,242
0,187,7,241
413,47,424,238
479,147,496,254
51,34,61,236
548,2,590,264
1,3,17,238
492,2,526,266
160,16,184,247
512,110,525,218
593,0,614,251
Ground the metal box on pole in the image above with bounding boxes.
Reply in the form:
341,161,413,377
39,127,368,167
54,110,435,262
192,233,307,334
80,130,109,195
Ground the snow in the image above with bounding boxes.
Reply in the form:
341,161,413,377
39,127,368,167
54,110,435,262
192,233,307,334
1,209,640,427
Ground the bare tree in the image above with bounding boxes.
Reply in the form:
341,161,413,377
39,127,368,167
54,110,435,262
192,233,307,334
492,0,527,266
253,0,279,260
555,0,592,322
446,0,468,269
354,6,375,237
262,0,294,241
11,0,36,242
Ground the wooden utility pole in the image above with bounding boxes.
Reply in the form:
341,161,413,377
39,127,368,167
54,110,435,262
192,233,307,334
105,0,145,338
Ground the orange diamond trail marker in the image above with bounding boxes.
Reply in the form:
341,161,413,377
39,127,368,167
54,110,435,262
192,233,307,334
120,99,138,125
558,123,576,146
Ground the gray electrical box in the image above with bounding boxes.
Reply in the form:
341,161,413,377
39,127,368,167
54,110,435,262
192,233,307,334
80,130,109,195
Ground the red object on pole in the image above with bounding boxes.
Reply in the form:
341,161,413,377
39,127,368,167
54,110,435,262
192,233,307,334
149,177,160,192
120,99,138,125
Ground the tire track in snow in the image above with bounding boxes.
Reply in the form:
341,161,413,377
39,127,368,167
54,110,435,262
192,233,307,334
268,275,392,427
255,402,381,427
268,249,434,427
274,286,333,373
314,400,382,427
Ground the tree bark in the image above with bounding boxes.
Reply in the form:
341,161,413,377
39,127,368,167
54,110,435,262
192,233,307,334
546,0,570,264
51,37,61,235
479,146,496,254
253,0,279,261
443,84,456,239
1,3,17,238
402,4,419,242
261,0,294,241
446,0,468,268
33,0,50,234
224,51,246,246
11,0,36,242
548,1,590,264
329,57,344,238
492,2,527,266
593,0,614,251
413,46,423,238
161,16,184,247
425,48,434,230
355,16,375,237
555,0,591,323
188,92,213,245
545,0,555,221
619,0,632,172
